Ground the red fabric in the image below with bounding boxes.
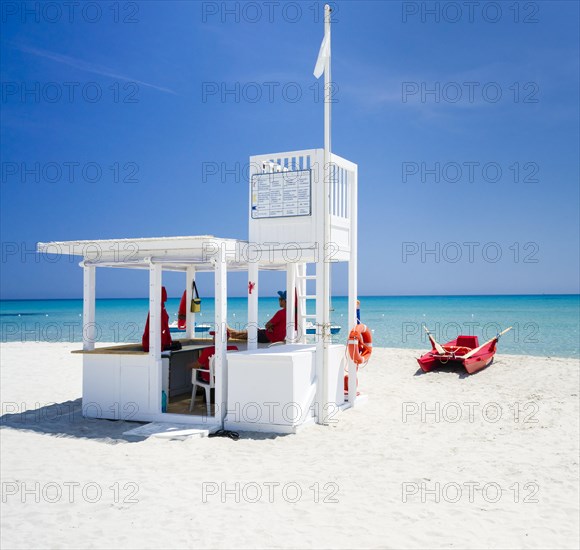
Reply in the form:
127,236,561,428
266,308,286,343
142,287,172,352
177,290,187,329
197,346,238,382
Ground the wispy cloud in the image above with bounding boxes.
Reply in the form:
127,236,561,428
16,44,177,95
336,58,547,120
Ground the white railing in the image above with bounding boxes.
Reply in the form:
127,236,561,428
253,149,316,175
330,162,352,220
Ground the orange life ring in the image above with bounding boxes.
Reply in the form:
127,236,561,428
347,323,373,365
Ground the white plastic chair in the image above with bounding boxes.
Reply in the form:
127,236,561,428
189,355,215,416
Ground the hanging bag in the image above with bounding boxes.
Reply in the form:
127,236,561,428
190,280,202,313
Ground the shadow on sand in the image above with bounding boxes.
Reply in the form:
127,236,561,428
0,398,291,443
413,358,495,379
0,398,146,444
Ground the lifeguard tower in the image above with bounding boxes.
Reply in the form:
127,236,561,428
37,5,362,435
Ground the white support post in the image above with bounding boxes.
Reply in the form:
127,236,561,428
347,166,358,405
148,262,162,414
286,263,296,343
185,266,196,340
247,260,259,350
82,264,96,351
214,253,228,424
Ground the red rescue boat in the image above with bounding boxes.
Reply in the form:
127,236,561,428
417,326,512,375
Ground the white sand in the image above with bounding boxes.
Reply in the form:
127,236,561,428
1,342,578,549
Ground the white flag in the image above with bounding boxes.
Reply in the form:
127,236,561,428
313,33,329,79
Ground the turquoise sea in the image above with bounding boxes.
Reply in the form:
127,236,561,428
1,295,578,358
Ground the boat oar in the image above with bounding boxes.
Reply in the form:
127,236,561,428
460,327,513,359
423,326,446,355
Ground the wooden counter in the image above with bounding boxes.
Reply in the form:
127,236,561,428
71,339,235,355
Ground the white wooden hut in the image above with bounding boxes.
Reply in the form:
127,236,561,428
37,147,359,434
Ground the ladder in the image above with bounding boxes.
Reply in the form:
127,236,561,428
295,263,318,343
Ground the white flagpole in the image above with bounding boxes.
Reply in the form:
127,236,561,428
320,3,332,424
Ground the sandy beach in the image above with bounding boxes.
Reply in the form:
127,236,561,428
1,342,578,549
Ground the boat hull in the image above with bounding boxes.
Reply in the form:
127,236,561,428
464,353,494,374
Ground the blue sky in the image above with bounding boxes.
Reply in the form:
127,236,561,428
1,0,578,299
